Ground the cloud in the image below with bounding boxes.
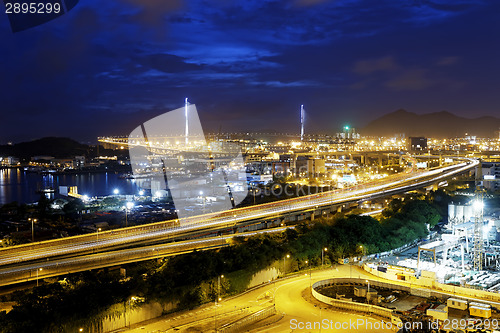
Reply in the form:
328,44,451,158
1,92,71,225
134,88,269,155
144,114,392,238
136,53,204,73
349,78,373,90
352,55,463,92
353,56,399,75
0,0,497,142
292,0,334,7
418,0,484,13
122,0,184,26
436,56,460,66
251,80,322,88
403,0,486,24
385,69,433,91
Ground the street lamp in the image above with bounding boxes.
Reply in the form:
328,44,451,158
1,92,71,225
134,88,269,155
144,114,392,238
215,274,224,332
36,268,42,287
217,274,224,303
251,183,257,205
113,188,119,195
283,254,290,276
359,245,365,260
125,201,134,227
96,227,101,242
29,218,38,242
268,279,277,305
306,260,311,290
321,247,328,267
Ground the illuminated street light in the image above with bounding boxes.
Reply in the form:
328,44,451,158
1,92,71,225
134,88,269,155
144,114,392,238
306,260,311,289
36,267,42,287
321,247,328,267
217,274,224,304
359,245,365,259
215,274,225,332
96,227,102,242
138,190,144,196
113,188,119,195
125,201,134,227
29,218,38,242
283,254,290,276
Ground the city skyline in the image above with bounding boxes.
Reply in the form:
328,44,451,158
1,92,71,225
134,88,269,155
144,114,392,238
1,0,499,143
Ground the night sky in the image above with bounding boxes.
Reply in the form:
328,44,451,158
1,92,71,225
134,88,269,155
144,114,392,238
1,0,499,143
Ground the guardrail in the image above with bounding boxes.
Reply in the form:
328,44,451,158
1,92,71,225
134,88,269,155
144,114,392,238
366,239,421,260
311,278,395,320
218,305,276,333
0,237,224,286
363,263,500,305
0,228,289,287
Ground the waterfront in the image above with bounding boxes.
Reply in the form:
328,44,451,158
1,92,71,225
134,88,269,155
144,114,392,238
0,168,140,205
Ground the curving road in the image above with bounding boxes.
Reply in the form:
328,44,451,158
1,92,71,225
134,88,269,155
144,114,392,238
124,265,394,333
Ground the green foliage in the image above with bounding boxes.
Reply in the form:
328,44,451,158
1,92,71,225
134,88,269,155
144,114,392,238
101,197,120,208
63,199,85,215
148,233,284,304
0,270,130,333
288,198,443,263
37,194,51,217
0,197,445,331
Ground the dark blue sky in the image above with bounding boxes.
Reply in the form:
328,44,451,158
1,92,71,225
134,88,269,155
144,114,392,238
1,0,499,143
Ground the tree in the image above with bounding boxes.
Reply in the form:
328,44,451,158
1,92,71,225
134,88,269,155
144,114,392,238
63,199,85,215
37,194,50,217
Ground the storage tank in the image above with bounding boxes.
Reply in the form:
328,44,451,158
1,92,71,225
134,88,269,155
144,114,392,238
464,205,473,222
448,204,456,221
456,205,464,222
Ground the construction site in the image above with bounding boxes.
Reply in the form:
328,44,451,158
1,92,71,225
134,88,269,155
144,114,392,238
357,185,500,331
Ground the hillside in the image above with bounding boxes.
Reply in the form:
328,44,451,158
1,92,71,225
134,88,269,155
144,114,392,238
0,137,89,159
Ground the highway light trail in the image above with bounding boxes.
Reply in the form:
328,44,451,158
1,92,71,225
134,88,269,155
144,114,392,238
0,227,293,286
0,158,477,284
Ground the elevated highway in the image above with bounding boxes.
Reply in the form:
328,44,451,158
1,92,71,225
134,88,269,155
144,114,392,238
0,228,290,287
0,158,478,286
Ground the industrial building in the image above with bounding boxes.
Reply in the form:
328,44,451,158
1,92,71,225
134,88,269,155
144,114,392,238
408,137,428,151
481,162,500,192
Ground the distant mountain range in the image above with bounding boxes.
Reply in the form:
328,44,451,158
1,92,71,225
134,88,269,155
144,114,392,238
362,110,500,138
0,137,89,159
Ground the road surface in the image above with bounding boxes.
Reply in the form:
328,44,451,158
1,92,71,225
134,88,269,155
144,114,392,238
123,265,396,333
